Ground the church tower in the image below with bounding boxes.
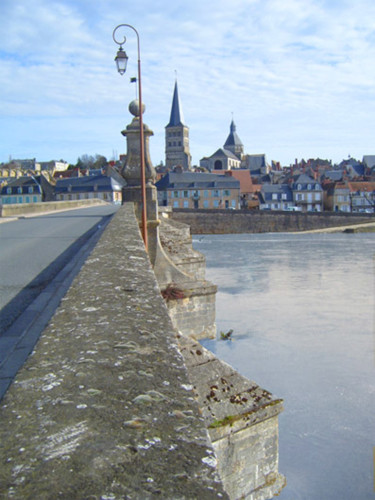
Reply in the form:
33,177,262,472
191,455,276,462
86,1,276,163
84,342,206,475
165,81,191,170
224,119,244,160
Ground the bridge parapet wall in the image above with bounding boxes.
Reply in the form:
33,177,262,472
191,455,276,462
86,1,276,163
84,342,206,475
0,204,227,499
0,199,109,217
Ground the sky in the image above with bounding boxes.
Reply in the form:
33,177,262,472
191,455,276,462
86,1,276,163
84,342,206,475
1,0,375,167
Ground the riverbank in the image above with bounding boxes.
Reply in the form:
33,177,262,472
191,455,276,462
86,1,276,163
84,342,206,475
292,221,375,233
170,209,375,234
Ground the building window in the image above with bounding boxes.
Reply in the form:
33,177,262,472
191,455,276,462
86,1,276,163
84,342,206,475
282,193,287,200
213,200,219,208
297,184,302,190
315,193,321,201
203,190,209,198
183,200,189,208
173,201,179,208
6,187,11,194
28,186,33,193
296,194,304,201
272,193,278,200
212,189,220,197
231,199,236,208
308,184,312,190
33,196,38,203
203,200,209,208
173,190,178,198
223,189,230,196
18,196,23,203
18,187,22,194
183,190,188,198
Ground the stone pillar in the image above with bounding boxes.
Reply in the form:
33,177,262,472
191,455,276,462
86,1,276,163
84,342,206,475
120,99,156,186
120,99,218,339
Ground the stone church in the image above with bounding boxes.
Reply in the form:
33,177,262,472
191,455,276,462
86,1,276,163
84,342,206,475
200,119,244,171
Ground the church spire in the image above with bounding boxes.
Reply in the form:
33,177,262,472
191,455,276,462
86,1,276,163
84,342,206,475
165,79,191,170
166,80,185,127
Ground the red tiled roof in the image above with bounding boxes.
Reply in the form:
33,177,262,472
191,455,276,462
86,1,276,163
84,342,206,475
347,181,375,192
212,169,254,194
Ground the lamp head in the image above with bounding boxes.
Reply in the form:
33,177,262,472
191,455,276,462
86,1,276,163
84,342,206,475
115,46,128,75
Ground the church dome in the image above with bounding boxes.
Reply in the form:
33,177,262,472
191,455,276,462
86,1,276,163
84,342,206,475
224,119,243,148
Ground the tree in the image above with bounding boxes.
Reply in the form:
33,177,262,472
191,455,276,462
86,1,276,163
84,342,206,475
93,154,107,169
75,154,107,169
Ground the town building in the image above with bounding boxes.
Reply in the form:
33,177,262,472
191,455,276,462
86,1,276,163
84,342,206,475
292,174,323,212
323,182,351,212
0,174,55,204
259,184,294,211
55,168,125,204
155,169,240,209
347,181,375,213
213,169,259,209
165,81,191,170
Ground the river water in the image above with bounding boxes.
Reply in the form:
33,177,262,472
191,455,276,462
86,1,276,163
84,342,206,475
193,232,375,500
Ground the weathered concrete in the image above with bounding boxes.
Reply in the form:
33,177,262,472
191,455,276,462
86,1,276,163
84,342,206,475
0,199,109,218
0,204,227,499
171,208,375,234
178,334,285,500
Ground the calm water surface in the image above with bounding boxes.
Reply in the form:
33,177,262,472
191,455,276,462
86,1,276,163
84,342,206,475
193,232,375,500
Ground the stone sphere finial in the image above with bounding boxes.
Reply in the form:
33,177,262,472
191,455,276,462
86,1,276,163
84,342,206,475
129,99,145,117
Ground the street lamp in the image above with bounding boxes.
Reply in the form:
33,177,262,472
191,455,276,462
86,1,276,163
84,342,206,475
113,24,148,252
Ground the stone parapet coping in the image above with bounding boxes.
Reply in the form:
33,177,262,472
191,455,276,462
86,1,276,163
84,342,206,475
0,204,227,499
0,199,109,218
177,334,284,440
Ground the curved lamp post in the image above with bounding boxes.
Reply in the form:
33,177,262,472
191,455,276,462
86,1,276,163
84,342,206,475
113,24,148,251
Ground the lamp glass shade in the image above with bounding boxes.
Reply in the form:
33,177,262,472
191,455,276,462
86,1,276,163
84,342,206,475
115,48,128,75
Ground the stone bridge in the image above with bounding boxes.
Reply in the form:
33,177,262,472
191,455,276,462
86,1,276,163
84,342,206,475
0,203,285,500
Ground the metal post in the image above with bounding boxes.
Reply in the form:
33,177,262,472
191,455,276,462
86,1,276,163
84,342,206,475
113,24,148,252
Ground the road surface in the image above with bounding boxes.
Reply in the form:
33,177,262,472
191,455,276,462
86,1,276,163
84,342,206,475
0,204,119,334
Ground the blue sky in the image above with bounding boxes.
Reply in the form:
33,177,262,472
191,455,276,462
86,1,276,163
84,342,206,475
1,0,375,167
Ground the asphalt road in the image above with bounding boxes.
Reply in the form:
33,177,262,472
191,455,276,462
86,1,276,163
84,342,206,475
0,204,119,335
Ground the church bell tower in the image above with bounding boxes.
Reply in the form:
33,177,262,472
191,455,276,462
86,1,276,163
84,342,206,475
165,80,191,170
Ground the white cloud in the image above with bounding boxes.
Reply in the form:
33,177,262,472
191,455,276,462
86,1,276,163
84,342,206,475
1,0,375,165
